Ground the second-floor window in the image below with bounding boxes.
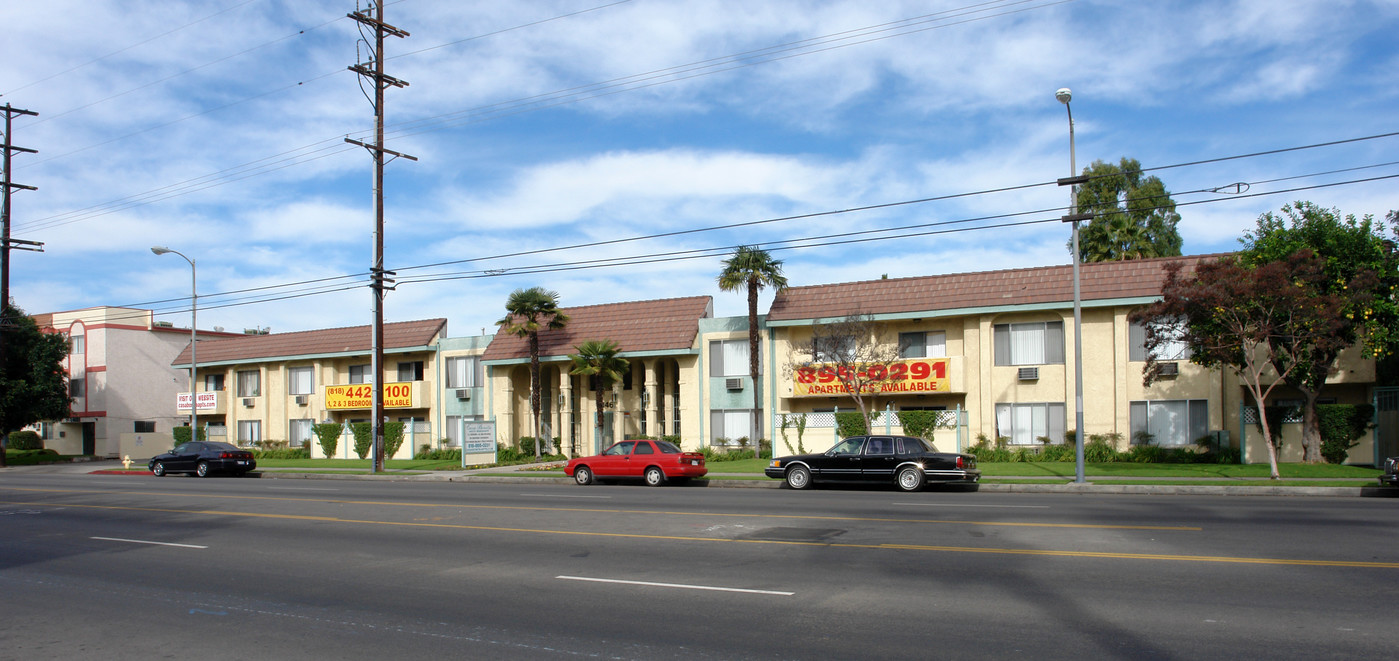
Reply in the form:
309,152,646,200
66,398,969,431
446,356,480,388
205,373,225,391
1129,319,1192,362
899,331,947,359
397,361,424,382
70,378,85,397
993,321,1064,366
349,364,372,384
288,366,314,396
71,334,85,355
237,370,260,397
709,340,751,377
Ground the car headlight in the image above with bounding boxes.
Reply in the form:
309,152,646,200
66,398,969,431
769,460,781,468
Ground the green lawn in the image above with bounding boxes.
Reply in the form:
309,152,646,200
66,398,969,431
975,462,1380,478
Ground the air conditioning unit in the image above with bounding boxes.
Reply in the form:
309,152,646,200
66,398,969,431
294,395,309,406
455,389,471,400
725,377,743,391
1158,362,1179,377
1017,367,1039,381
242,398,255,408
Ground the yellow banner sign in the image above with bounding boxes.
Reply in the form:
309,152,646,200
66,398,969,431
324,383,415,410
792,358,949,397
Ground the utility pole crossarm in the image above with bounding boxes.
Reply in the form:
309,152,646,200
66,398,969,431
343,138,417,161
346,11,410,38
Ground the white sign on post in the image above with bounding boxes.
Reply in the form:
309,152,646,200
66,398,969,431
462,420,497,465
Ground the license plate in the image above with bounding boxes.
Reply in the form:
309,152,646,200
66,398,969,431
690,460,699,466
237,460,249,465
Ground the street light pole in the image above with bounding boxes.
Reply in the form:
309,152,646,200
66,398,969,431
152,246,197,436
1056,88,1088,484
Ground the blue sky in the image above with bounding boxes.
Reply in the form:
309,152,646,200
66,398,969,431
4,0,1398,338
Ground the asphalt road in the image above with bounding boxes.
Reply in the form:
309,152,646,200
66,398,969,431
1,474,1396,660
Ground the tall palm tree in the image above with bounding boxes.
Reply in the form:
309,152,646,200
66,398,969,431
568,340,629,453
717,246,788,456
497,287,569,458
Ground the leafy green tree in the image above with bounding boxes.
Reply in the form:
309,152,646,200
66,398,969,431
568,340,629,453
1073,157,1183,262
497,287,570,458
717,246,787,455
0,302,71,467
1237,202,1399,462
1133,253,1361,478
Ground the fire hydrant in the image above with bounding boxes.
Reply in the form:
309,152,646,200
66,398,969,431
122,455,132,470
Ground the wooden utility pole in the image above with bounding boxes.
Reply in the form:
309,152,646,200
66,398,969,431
346,3,414,473
0,103,41,469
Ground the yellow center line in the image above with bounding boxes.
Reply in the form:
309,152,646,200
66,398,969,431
0,487,1199,531
4,499,1395,569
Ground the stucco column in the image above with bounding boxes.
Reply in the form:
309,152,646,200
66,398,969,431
612,382,625,445
644,359,659,439
558,368,574,456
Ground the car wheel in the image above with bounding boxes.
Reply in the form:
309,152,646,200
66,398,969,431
785,465,812,490
896,466,925,492
196,461,211,478
151,461,166,477
574,466,593,485
644,466,665,487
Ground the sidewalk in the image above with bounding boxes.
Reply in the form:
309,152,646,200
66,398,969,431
5,459,1395,497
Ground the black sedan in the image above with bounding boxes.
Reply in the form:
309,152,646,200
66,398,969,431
149,441,257,477
766,435,979,492
1381,456,1398,487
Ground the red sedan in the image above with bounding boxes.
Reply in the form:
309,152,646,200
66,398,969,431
565,439,707,486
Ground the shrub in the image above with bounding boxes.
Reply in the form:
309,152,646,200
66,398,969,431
1040,443,1075,462
351,423,373,459
383,421,405,459
313,423,342,458
414,447,462,461
7,430,42,451
171,426,207,446
251,447,310,459
896,410,942,441
1318,404,1374,464
1083,434,1121,463
835,411,867,439
1125,445,1167,463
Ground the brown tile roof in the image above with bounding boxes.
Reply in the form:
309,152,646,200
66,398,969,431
482,296,712,362
172,318,447,366
767,254,1221,322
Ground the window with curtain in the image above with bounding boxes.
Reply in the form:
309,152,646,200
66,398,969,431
1129,319,1191,362
994,402,1066,445
994,321,1064,366
289,419,312,446
709,340,751,377
899,331,947,359
1130,400,1207,446
288,366,314,395
237,370,260,397
709,409,753,444
446,356,479,388
397,361,424,382
237,420,261,445
349,364,372,384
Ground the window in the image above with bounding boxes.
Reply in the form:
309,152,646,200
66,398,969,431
289,419,313,447
446,356,480,389
237,420,261,445
349,364,373,384
865,437,894,455
71,334,85,355
237,370,260,397
813,335,855,363
134,421,156,433
995,402,1067,445
634,442,654,455
288,366,314,395
709,409,753,445
397,361,424,382
1129,320,1191,361
70,378,85,397
709,340,751,377
205,373,225,391
1130,400,1207,446
444,415,483,446
994,321,1065,366
899,331,946,359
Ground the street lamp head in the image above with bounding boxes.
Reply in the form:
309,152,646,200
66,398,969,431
151,246,171,255
1055,88,1072,105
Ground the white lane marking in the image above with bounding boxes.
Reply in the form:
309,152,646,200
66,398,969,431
557,576,793,596
265,487,340,491
893,502,1050,509
92,536,207,549
521,493,612,499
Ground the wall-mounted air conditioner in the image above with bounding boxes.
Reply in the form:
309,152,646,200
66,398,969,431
1158,362,1179,377
294,395,309,405
1017,367,1039,381
725,377,743,391
455,389,471,400
242,398,255,408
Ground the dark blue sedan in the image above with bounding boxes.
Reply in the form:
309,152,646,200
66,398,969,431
149,441,257,477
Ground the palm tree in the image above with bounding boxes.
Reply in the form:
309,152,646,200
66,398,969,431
568,340,629,453
717,246,788,456
497,287,569,458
